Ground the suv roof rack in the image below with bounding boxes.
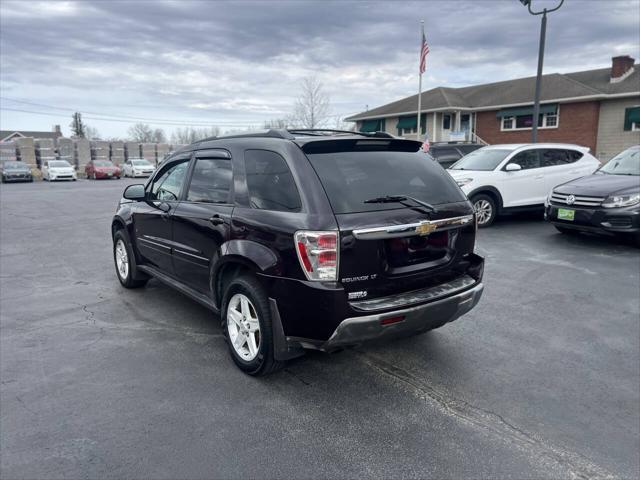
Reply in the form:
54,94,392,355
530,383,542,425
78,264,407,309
286,129,395,139
194,129,395,143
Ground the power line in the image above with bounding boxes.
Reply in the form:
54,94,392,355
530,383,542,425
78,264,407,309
0,97,266,126
0,96,358,124
0,107,260,127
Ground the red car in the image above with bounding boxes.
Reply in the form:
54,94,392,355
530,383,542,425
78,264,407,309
85,160,122,180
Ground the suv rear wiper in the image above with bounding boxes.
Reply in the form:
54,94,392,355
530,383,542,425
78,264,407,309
364,195,438,213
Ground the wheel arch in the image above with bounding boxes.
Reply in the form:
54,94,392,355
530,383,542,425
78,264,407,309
213,239,280,310
467,186,504,212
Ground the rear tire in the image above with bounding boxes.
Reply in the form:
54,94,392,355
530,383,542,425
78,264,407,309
222,275,284,376
471,194,497,228
113,230,148,288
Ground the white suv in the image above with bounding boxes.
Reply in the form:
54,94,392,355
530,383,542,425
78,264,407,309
448,144,600,227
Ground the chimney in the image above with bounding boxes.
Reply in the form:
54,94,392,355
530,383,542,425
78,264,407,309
611,55,635,83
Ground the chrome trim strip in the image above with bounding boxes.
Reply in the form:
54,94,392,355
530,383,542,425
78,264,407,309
173,249,209,262
352,215,474,240
138,237,171,250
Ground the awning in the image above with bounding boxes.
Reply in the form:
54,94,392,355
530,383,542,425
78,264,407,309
360,119,382,132
496,104,558,118
624,106,640,130
396,116,417,130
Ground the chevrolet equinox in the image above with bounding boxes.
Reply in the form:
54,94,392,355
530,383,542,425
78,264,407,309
111,129,485,375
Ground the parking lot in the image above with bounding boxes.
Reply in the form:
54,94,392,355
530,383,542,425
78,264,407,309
1,179,638,479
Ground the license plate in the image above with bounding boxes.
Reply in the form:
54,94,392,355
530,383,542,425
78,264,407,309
108,172,113,176
557,208,575,221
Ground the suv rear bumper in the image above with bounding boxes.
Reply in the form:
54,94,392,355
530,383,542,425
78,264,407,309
261,254,484,358
319,282,483,351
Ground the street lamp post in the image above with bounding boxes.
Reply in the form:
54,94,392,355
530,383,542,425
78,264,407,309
519,0,564,143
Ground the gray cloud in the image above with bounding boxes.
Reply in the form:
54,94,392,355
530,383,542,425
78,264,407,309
1,0,638,137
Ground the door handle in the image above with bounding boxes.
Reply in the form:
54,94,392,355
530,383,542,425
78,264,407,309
209,214,225,226
535,175,544,179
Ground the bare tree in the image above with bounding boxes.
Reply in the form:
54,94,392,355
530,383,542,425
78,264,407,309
127,123,154,142
170,126,220,144
152,128,167,143
292,77,330,128
85,125,101,140
70,112,85,137
263,118,290,129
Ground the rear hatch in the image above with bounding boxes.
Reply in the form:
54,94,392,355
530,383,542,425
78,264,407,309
303,138,479,300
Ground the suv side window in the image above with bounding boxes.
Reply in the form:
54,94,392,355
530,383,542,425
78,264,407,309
244,150,302,212
186,158,232,203
508,150,540,170
540,148,571,167
149,160,189,201
567,150,583,163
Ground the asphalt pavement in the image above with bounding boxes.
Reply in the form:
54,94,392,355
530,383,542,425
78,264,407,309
1,179,639,479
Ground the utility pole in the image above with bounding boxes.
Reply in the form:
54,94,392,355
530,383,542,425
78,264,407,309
519,0,564,142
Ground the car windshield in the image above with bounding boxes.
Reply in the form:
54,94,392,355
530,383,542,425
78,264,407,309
132,160,151,166
306,149,466,214
598,147,640,176
94,161,113,167
449,148,513,171
3,162,26,170
50,161,71,168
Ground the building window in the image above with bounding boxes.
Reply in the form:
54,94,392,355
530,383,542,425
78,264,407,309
501,112,559,131
399,127,417,135
442,114,452,130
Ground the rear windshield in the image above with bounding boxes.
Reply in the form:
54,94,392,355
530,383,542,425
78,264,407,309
306,150,466,214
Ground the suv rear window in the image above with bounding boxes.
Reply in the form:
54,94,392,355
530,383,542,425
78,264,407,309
245,150,301,211
306,150,466,214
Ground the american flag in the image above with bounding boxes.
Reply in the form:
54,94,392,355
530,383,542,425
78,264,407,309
419,30,429,74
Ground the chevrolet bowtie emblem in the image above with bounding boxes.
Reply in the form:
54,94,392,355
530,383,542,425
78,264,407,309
415,222,437,235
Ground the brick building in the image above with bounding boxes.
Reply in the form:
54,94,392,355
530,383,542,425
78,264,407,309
346,56,640,161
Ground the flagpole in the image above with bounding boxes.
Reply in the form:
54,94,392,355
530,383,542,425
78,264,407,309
416,20,424,140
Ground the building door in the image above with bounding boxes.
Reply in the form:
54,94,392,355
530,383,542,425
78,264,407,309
442,113,452,140
460,114,471,140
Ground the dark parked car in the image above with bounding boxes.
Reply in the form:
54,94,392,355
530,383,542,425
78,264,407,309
111,129,485,375
546,145,640,245
428,142,484,169
1,161,33,183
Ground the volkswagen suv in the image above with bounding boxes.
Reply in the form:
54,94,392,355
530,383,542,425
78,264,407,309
111,130,485,375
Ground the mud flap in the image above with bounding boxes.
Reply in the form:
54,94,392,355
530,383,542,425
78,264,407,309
269,298,305,361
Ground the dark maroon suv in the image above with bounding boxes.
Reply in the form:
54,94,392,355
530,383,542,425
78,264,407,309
111,129,484,375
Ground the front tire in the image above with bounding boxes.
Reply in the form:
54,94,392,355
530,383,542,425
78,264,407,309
222,275,284,376
471,194,497,228
113,230,148,288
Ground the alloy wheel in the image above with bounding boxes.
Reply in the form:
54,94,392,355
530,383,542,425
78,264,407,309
474,199,493,226
227,293,261,361
115,239,129,280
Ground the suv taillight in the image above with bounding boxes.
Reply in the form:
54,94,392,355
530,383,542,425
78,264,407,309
294,231,339,281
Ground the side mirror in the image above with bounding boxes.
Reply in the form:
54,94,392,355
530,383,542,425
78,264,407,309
123,184,146,201
505,163,522,172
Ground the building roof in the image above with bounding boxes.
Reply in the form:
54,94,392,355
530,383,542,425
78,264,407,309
0,129,63,142
346,64,640,121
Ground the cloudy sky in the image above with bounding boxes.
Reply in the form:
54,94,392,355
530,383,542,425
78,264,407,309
1,0,639,139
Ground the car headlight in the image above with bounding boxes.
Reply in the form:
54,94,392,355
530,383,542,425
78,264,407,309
456,178,474,187
602,193,640,208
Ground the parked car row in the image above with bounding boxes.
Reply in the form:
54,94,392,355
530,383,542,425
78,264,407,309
443,143,639,244
0,158,157,183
